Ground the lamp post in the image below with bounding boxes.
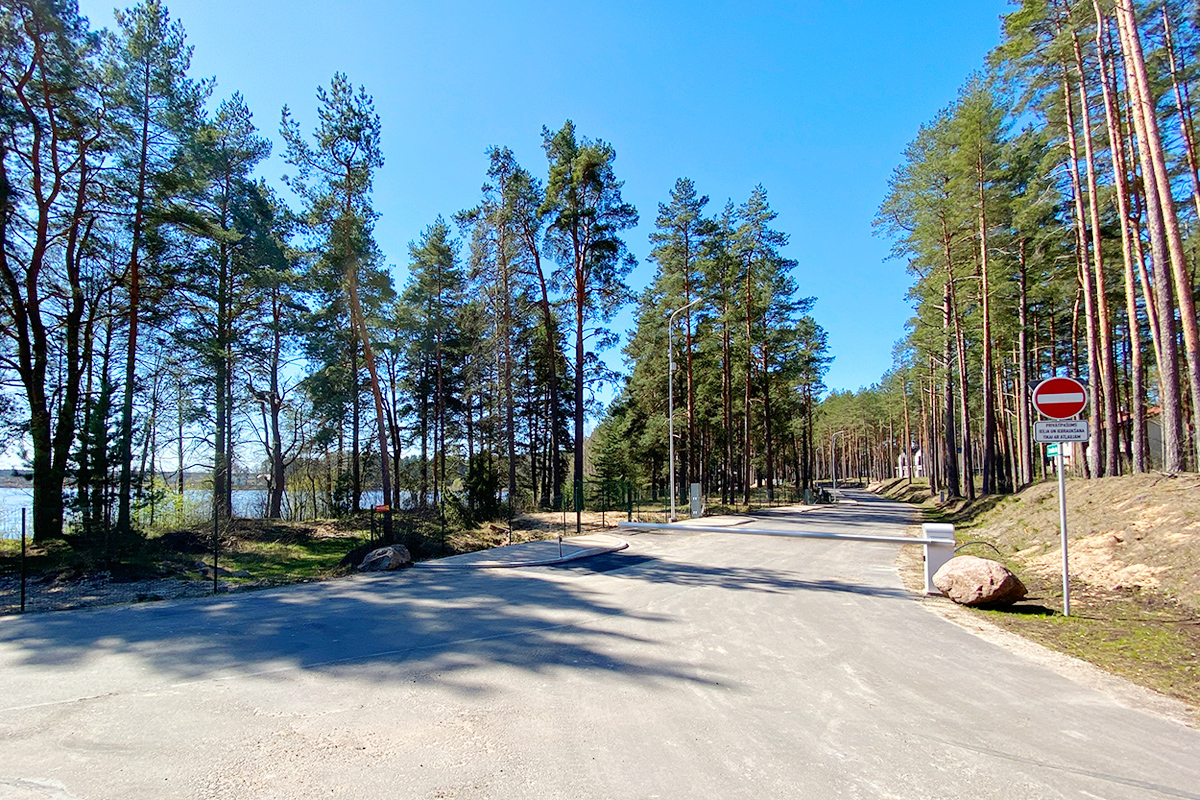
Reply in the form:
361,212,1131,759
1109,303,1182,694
668,297,703,522
831,430,846,492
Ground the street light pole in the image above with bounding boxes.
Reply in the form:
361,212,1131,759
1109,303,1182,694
831,430,846,492
668,297,703,522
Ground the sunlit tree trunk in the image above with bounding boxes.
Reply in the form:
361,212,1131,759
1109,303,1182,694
1115,1,1184,472
1116,0,1197,470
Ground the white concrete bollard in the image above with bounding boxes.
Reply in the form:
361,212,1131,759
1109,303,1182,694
922,523,956,596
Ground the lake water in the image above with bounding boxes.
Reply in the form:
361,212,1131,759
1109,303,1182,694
0,487,33,539
0,487,394,539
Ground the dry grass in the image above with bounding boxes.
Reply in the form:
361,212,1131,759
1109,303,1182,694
954,473,1200,611
460,509,634,548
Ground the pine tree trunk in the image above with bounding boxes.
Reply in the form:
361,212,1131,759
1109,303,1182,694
952,289,975,501
574,260,586,529
348,261,392,535
419,357,429,509
1094,3,1148,472
351,340,361,511
942,280,961,499
116,61,154,534
976,148,996,495
1116,0,1198,470
1062,68,1105,479
903,388,913,487
743,261,754,505
1017,242,1033,486
1074,43,1121,477
722,315,733,505
1116,2,1184,471
762,344,774,503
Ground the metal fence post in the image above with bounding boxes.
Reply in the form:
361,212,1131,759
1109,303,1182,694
21,508,27,613
212,514,219,595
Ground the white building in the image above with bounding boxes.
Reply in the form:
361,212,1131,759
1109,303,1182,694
897,449,923,478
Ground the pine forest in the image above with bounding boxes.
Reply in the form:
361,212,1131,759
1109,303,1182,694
849,0,1200,499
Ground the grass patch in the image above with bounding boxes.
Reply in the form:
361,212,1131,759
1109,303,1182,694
974,573,1200,708
219,535,371,583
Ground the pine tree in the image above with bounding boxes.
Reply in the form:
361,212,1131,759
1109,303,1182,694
1,0,111,540
541,121,637,529
282,73,395,528
173,93,271,521
399,218,465,510
648,178,709,492
107,0,207,533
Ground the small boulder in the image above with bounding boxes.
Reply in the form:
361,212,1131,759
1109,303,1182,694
933,555,1027,606
357,545,412,572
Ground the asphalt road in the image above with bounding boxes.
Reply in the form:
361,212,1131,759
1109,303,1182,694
2,490,1197,799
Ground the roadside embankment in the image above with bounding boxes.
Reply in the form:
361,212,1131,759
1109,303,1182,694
876,474,1200,715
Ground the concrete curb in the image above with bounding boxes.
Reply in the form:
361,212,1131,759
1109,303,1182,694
416,534,630,569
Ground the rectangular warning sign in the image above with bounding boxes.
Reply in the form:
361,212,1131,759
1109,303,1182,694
1034,420,1089,442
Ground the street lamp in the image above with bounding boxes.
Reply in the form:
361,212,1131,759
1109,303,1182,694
668,297,703,522
831,430,847,492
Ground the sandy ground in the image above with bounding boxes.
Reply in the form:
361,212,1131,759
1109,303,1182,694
967,473,1200,610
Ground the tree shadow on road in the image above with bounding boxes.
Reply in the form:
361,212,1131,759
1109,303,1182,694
550,551,914,600
0,549,773,701
0,526,915,700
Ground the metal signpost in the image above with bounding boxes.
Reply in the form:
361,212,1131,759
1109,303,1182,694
1031,376,1088,617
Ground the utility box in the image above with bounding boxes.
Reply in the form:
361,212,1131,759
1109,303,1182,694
689,483,702,518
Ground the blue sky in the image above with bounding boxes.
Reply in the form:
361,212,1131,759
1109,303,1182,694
80,0,1011,397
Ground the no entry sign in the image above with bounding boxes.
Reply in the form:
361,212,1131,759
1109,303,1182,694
1032,374,1088,618
1032,376,1088,419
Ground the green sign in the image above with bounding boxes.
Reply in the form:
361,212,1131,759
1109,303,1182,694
1046,443,1059,457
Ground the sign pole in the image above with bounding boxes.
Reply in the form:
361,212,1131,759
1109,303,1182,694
1057,447,1070,617
1033,375,1087,619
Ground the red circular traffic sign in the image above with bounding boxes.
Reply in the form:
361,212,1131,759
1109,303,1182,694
1032,376,1088,419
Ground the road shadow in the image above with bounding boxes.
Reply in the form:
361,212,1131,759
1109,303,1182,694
550,550,914,600
0,561,723,696
0,494,919,697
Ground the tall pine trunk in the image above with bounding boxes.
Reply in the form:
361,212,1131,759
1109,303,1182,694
1094,3,1148,472
1116,0,1198,470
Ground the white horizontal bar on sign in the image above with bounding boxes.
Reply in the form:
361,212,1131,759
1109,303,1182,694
1039,392,1086,403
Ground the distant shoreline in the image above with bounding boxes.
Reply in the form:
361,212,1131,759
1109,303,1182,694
0,474,32,490
0,474,272,491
